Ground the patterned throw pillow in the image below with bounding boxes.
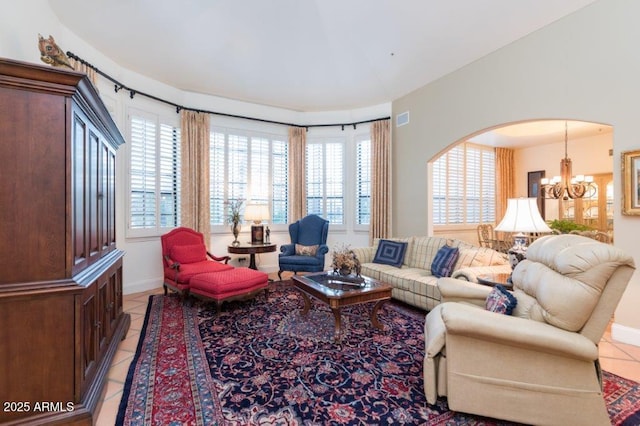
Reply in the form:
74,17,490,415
430,245,459,278
372,239,408,267
170,244,207,264
295,244,318,256
485,284,518,315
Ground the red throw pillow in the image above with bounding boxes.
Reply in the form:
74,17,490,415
170,244,207,264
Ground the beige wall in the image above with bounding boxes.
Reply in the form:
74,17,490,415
392,0,640,345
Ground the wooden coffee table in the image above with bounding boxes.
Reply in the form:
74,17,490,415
291,272,392,342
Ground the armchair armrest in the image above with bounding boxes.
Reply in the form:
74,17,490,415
207,251,231,264
280,243,295,256
440,302,598,361
351,246,376,264
164,255,180,270
315,244,329,258
437,277,492,307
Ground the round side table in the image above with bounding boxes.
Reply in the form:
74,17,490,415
227,242,277,270
477,272,513,290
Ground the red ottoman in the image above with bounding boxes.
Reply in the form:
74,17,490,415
189,267,269,310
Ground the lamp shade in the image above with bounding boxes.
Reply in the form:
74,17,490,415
244,203,270,223
495,198,551,233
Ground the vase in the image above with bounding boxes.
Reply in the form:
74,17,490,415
231,222,241,246
338,266,352,276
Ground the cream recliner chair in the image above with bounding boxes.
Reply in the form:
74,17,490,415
424,234,635,426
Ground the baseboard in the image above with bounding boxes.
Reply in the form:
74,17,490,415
611,322,640,347
124,277,163,295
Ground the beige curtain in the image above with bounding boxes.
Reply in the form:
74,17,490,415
370,120,392,244
495,147,515,225
180,111,211,244
69,58,98,88
288,127,307,222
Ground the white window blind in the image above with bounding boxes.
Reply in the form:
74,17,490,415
129,112,180,235
209,129,288,227
432,143,495,226
356,137,371,225
306,140,344,224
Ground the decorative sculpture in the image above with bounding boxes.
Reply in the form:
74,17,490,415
38,34,73,70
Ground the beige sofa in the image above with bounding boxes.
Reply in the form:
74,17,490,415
424,234,635,425
351,236,511,311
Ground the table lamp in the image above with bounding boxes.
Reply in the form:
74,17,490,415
494,198,551,270
244,203,270,244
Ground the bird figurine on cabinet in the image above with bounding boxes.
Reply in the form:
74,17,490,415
37,34,73,70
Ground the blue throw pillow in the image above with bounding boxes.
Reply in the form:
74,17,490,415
485,284,518,315
431,245,459,278
372,240,408,267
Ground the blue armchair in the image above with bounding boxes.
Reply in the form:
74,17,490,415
278,214,329,280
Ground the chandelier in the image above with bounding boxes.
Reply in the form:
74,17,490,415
540,122,596,200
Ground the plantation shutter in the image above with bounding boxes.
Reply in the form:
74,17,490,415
129,115,157,229
272,139,288,224
210,131,226,225
356,138,371,225
159,124,180,228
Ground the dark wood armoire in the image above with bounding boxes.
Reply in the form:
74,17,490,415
0,58,130,425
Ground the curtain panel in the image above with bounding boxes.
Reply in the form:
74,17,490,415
288,127,307,222
180,111,211,244
495,147,515,234
70,58,98,88
370,119,391,244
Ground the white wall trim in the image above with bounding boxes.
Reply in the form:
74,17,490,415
124,277,163,295
611,322,640,348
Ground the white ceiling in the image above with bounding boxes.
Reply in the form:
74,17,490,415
49,0,597,112
469,120,613,148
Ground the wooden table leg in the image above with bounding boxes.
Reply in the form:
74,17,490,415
370,299,388,330
300,291,311,315
331,307,342,342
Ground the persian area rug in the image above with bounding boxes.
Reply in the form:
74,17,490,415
117,283,640,425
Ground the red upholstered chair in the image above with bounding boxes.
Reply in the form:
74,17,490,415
161,227,232,296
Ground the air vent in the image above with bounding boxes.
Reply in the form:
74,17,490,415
396,111,410,127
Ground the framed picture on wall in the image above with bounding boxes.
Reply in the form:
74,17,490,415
622,149,640,215
528,170,546,219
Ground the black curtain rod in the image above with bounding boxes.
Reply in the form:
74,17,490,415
67,52,390,130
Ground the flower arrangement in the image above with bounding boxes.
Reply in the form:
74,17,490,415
225,199,244,246
224,199,244,225
331,243,361,276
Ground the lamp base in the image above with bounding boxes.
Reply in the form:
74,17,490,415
251,224,264,244
507,233,529,270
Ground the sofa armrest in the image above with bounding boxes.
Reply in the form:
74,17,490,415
440,302,598,361
351,246,376,264
452,264,512,282
438,277,492,307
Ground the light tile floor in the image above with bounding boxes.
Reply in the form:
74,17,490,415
95,284,640,425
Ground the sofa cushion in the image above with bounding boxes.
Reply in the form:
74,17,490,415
431,246,459,278
485,284,517,315
171,244,207,264
373,239,408,267
295,244,318,256
454,247,508,270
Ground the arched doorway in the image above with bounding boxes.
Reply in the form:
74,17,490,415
430,119,613,246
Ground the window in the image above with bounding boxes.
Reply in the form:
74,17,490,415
306,139,344,224
128,111,181,236
432,143,495,225
356,137,371,225
210,128,288,227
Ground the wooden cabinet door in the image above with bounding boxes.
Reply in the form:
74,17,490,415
72,108,89,274
79,283,98,394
